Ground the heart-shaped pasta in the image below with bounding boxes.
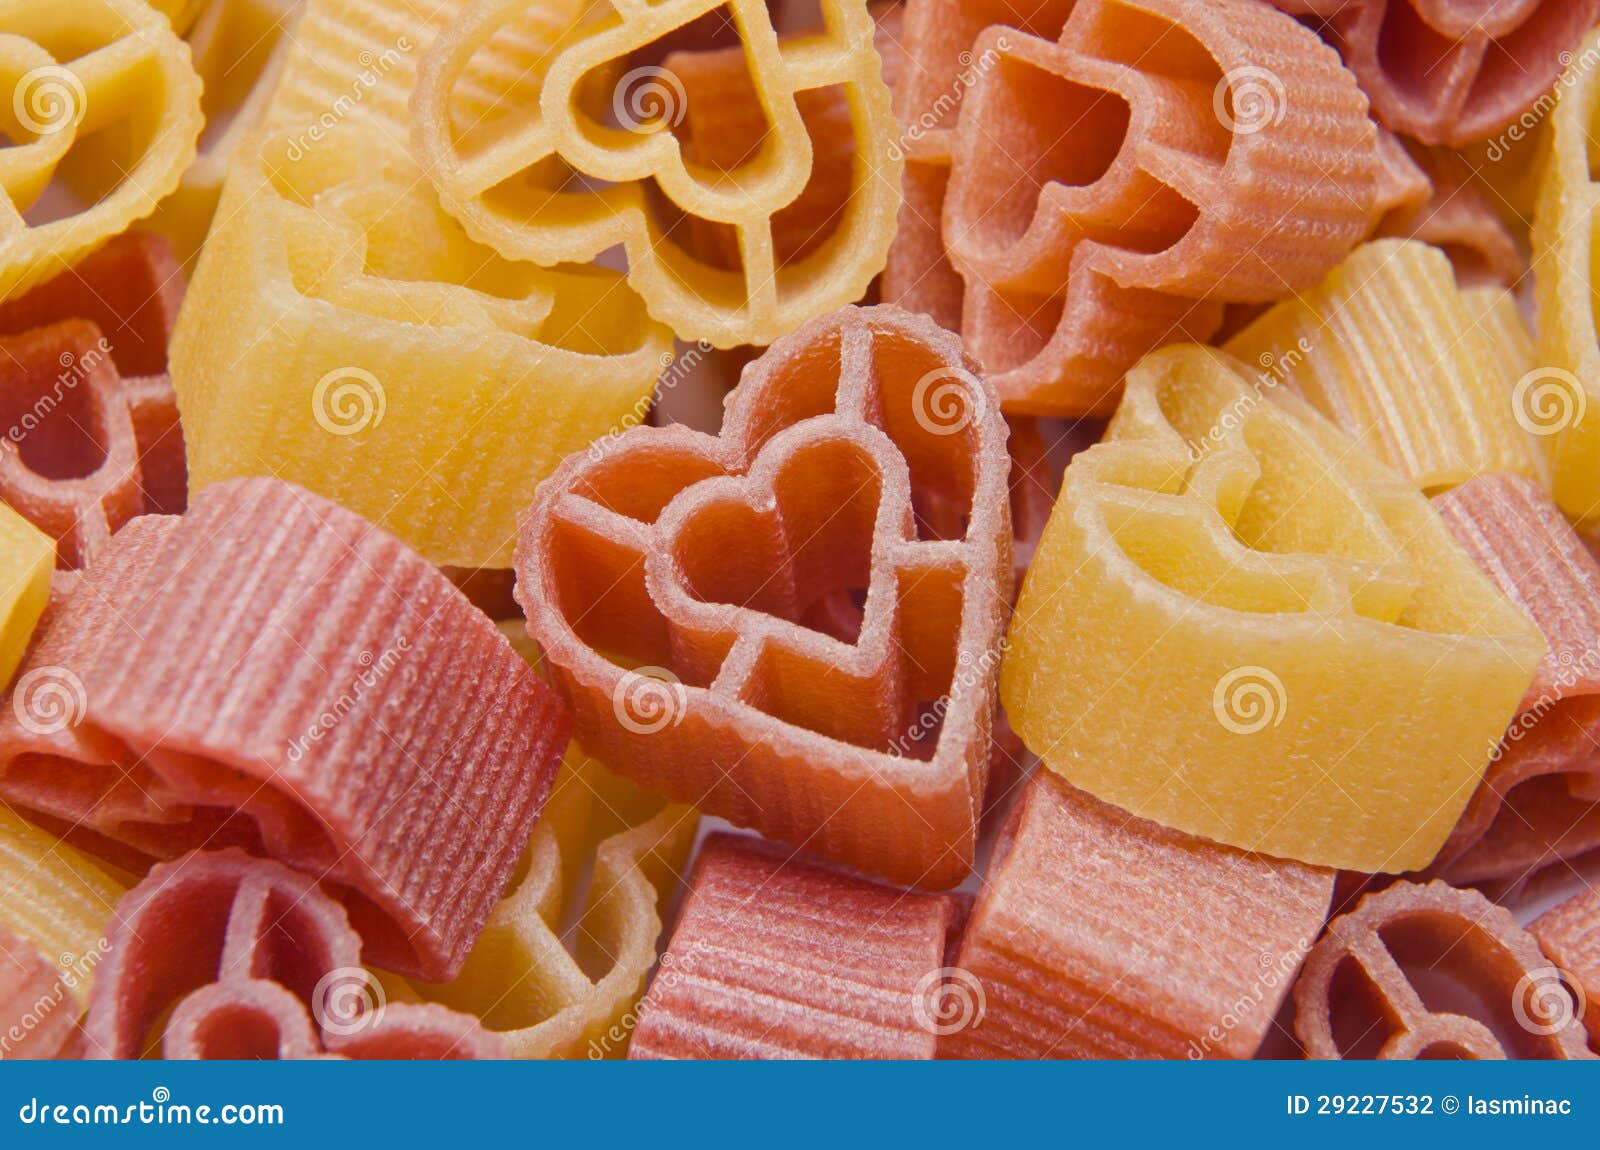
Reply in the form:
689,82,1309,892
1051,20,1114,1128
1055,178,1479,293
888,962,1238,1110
517,305,1012,888
82,850,504,1059
885,0,1379,416
1293,880,1592,1059
1268,0,1598,146
1002,344,1545,872
168,0,672,568
0,0,202,300
411,0,903,347
415,749,699,1059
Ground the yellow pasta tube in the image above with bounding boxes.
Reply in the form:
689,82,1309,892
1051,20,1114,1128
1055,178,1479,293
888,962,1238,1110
415,751,697,1059
1461,283,1551,488
0,505,52,690
1532,27,1600,525
1225,240,1541,493
169,0,674,567
1002,344,1544,874
0,0,203,300
0,806,127,1009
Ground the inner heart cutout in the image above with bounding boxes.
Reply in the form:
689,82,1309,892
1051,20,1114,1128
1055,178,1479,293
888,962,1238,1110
518,305,1012,888
658,430,896,643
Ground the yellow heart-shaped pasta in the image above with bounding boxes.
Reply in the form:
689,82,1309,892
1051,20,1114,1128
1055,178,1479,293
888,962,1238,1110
0,0,202,300
1002,344,1545,872
411,0,902,347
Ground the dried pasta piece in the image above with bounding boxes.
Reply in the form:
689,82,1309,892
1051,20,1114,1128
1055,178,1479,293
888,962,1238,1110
1002,344,1545,872
1462,283,1539,389
321,1002,507,1060
410,0,903,347
0,805,126,1058
0,506,52,689
1225,240,1541,492
946,774,1331,1059
0,232,184,379
1440,779,1600,894
416,750,698,1059
0,322,145,569
1460,122,1551,227
628,833,967,1060
1269,0,1598,146
1293,879,1592,1059
518,305,1012,889
1530,888,1600,1048
0,923,82,1058
59,0,303,264
0,478,571,981
170,0,674,568
667,2,904,273
0,0,202,300
887,0,1379,416
1532,28,1600,526
409,0,902,347
83,850,504,1059
1428,473,1600,886
1368,127,1431,222
0,233,189,519
1435,474,1600,712
118,373,185,517
1370,142,1525,288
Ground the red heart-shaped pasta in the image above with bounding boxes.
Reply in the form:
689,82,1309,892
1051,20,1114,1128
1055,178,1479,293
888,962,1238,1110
83,850,504,1059
517,305,1012,889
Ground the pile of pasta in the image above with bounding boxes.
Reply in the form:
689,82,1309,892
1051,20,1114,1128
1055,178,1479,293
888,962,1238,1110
3,0,1600,1061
